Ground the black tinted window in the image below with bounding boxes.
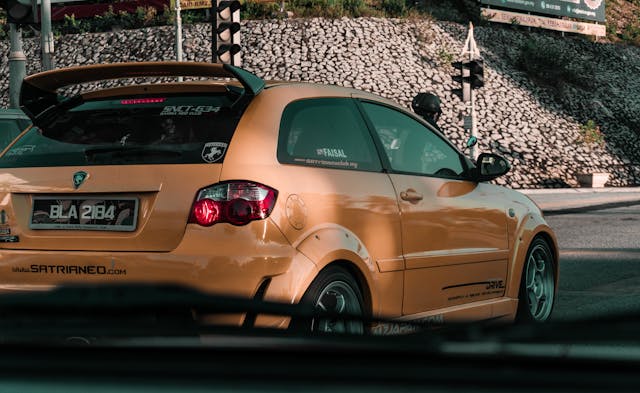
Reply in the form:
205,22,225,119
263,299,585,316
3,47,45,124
278,98,381,172
0,96,240,168
362,102,465,178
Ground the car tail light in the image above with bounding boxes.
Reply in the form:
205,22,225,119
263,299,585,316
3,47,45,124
188,181,278,226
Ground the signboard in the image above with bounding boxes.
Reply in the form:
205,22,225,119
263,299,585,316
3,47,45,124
170,0,212,10
482,8,606,36
479,0,605,23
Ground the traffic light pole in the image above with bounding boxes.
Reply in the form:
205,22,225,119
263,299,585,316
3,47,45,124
174,0,183,81
461,23,480,160
40,0,55,70
8,23,27,109
469,27,478,160
174,0,183,62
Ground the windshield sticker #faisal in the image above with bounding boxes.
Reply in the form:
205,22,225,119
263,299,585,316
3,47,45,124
316,148,348,159
160,106,221,116
202,142,228,163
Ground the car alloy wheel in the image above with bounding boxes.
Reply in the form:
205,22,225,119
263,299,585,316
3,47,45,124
296,265,365,334
518,238,555,322
313,279,364,334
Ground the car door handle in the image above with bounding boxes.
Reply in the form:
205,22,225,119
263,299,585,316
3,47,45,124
400,189,423,202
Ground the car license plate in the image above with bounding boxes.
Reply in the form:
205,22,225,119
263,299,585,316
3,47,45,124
30,197,138,231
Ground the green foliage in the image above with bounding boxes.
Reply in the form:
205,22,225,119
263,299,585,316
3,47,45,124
180,9,208,24
59,14,84,35
412,0,475,23
0,12,7,40
0,0,436,38
517,38,596,91
579,120,605,146
287,0,364,18
162,4,176,24
437,46,453,64
51,5,169,36
242,0,282,19
621,22,640,45
381,0,407,17
92,6,118,31
343,0,368,17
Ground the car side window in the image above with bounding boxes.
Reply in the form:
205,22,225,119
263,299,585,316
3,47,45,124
361,102,465,178
278,98,382,172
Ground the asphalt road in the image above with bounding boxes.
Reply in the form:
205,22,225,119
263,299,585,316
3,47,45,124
546,205,640,321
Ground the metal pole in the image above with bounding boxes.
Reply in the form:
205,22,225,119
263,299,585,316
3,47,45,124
470,90,477,160
8,24,27,109
174,0,183,81
40,0,54,70
468,23,478,160
175,0,183,61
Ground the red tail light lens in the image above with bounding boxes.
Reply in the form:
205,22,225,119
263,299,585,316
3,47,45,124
188,181,278,227
192,199,221,227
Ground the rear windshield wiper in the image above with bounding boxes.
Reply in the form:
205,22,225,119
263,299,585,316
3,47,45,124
85,146,182,162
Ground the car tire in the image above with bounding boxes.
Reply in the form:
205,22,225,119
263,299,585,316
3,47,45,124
293,265,366,334
516,237,556,323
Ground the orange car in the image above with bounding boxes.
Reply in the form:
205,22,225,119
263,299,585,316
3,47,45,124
0,62,558,332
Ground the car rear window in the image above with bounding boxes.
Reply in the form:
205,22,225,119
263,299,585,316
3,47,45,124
0,96,241,168
277,98,382,172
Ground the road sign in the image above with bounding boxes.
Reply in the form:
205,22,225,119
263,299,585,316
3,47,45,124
479,0,605,23
481,8,606,37
170,0,211,10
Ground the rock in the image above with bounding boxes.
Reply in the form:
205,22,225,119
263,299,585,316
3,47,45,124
1,18,638,188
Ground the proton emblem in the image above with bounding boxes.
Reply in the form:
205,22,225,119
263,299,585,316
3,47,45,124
73,171,88,189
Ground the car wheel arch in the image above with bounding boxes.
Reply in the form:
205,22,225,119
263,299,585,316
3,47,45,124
293,227,377,317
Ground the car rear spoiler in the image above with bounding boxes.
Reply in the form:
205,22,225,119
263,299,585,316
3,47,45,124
19,61,266,126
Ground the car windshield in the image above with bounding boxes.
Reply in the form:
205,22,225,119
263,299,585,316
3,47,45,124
0,0,639,389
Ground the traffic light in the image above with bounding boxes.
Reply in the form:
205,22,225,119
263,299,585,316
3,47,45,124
451,61,471,103
451,59,484,102
213,0,241,66
0,0,37,25
468,59,484,89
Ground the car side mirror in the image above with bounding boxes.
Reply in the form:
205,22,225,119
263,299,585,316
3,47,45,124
474,153,510,182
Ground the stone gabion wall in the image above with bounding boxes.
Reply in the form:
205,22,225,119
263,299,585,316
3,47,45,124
1,18,639,188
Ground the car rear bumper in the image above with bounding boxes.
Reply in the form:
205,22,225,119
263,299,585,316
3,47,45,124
0,220,318,326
